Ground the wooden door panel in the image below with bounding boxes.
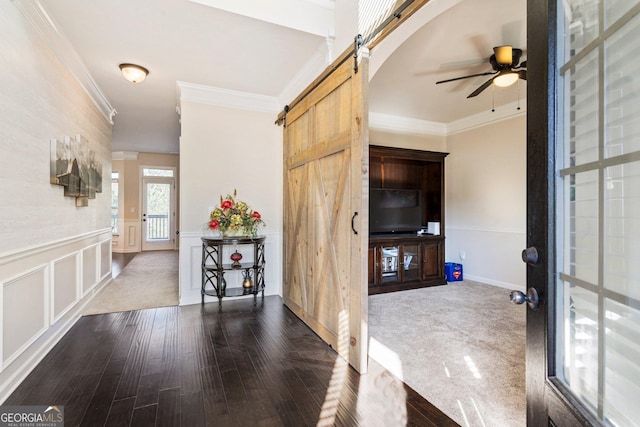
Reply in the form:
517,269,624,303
422,242,440,278
285,111,311,159
309,152,350,336
315,82,352,143
283,54,368,371
285,164,309,310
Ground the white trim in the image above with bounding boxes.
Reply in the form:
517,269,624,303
369,112,448,136
140,166,177,251
112,151,139,161
80,244,100,298
177,81,280,114
446,225,526,235
465,274,525,292
99,239,112,282
447,100,527,135
0,274,111,404
50,251,81,325
369,101,526,137
2,264,50,368
0,228,111,266
12,0,116,124
0,278,2,372
0,232,113,403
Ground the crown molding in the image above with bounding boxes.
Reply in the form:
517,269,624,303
12,0,116,125
112,151,139,161
369,112,448,136
176,81,280,114
370,99,527,137
446,100,527,135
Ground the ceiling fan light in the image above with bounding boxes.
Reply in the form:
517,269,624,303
493,71,519,87
494,45,513,65
119,63,149,83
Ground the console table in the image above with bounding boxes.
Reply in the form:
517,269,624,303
201,236,266,303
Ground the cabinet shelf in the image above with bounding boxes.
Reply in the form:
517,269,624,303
203,262,261,271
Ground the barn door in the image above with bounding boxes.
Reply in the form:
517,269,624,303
282,50,369,372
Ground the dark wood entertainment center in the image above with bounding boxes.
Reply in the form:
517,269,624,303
368,145,448,295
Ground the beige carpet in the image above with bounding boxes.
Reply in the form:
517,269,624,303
83,251,179,315
369,280,526,427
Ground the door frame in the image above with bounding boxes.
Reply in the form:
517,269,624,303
140,168,176,252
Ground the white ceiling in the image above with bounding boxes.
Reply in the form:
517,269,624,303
40,0,526,154
370,0,527,124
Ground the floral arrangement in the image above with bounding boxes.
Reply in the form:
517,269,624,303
208,190,265,236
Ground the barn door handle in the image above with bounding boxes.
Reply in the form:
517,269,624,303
351,212,358,235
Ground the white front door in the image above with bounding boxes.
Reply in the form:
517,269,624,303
141,177,175,251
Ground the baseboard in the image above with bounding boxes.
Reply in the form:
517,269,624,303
112,248,140,254
464,274,525,292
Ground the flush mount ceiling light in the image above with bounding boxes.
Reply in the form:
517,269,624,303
119,63,149,83
493,70,520,87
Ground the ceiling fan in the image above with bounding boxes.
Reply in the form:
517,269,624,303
435,45,527,98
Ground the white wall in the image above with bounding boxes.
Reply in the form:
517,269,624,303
0,2,112,402
178,100,283,305
445,115,526,289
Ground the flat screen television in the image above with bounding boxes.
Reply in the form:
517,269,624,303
369,188,422,235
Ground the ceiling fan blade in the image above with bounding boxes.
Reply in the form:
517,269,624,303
516,60,527,69
518,69,527,81
467,77,494,98
436,71,496,85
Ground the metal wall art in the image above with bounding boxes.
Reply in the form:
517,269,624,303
50,135,102,207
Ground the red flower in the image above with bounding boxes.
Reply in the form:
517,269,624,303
209,219,219,229
251,211,261,219
220,200,233,210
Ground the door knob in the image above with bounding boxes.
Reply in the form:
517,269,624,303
510,287,539,310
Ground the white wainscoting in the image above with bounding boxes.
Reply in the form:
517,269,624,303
0,229,112,403
113,219,141,253
445,225,526,291
179,231,282,306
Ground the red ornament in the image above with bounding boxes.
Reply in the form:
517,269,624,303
230,250,243,268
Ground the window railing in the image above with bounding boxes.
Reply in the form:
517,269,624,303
146,214,169,240
111,213,118,233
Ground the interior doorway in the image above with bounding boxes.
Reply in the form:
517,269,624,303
141,167,176,251
365,1,528,425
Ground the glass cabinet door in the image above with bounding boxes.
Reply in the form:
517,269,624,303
402,243,420,281
381,246,399,283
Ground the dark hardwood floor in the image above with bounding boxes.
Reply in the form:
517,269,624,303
5,296,457,426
